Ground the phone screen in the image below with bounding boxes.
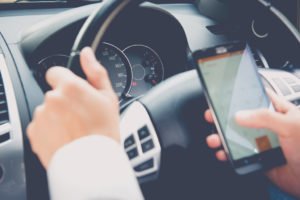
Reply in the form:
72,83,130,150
196,44,281,163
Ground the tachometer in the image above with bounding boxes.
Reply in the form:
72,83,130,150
123,45,164,98
96,43,132,100
36,54,69,91
37,54,69,79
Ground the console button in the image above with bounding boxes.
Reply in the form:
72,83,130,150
127,148,138,160
138,126,150,140
283,77,296,84
124,135,135,149
292,85,300,93
134,159,154,172
272,78,291,96
142,139,154,153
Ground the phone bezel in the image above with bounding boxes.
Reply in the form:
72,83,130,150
193,41,286,175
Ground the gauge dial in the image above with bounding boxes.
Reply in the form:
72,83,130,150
36,54,69,79
123,45,164,98
36,54,69,91
96,43,132,100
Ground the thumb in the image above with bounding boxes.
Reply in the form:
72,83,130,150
235,109,288,137
80,47,113,91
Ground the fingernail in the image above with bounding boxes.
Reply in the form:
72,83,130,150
235,110,253,121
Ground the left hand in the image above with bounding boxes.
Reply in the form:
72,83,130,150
27,47,120,169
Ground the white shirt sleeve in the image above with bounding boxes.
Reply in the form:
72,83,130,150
47,135,144,200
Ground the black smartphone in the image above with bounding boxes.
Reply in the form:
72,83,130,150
193,41,286,175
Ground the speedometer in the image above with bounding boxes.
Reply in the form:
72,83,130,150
96,43,132,100
123,45,164,98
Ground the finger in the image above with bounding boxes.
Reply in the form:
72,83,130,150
44,90,66,110
46,67,79,89
266,88,295,113
204,109,214,123
206,134,222,149
26,122,34,141
235,109,288,137
32,104,45,121
80,47,113,91
216,150,228,162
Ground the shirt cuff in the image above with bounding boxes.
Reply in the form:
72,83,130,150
47,135,144,200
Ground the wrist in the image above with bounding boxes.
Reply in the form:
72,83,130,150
47,134,120,171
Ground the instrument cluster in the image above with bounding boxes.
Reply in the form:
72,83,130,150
35,42,164,103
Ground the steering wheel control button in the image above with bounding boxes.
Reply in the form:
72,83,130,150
138,125,150,141
120,102,161,182
134,159,154,172
271,78,291,96
142,139,154,153
283,77,296,85
291,85,300,93
127,148,138,160
124,135,135,149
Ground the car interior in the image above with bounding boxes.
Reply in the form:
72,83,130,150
0,0,299,199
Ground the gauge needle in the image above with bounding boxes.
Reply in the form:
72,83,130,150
125,94,133,98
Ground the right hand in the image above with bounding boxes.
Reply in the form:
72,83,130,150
204,89,300,198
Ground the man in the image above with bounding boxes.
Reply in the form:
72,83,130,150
27,47,300,199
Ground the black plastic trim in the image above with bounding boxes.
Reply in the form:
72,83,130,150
0,36,49,200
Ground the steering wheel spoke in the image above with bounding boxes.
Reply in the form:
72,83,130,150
120,101,161,184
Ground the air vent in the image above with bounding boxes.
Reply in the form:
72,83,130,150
206,24,240,35
206,24,226,35
0,73,9,125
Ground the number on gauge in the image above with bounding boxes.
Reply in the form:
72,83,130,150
124,45,164,98
96,43,132,100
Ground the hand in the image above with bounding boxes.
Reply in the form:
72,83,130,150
204,89,300,198
27,47,120,169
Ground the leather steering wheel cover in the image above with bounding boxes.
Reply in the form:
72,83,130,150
67,0,144,70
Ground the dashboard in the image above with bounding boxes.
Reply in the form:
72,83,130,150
27,5,190,105
35,42,165,102
25,2,297,107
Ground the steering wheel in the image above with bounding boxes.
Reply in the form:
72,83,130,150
66,0,300,199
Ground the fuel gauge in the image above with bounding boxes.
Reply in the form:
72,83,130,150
123,45,164,98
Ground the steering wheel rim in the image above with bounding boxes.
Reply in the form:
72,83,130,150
67,0,144,71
